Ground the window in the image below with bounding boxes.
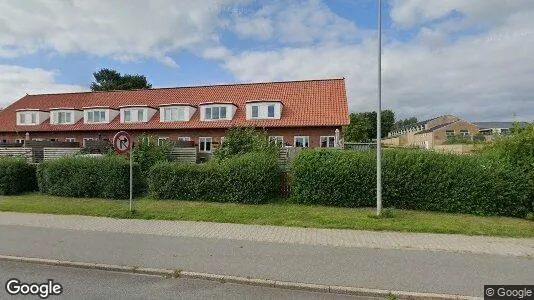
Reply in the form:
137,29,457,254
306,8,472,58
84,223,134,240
320,136,335,148
177,137,191,141
15,139,24,144
162,107,186,122
87,110,106,123
269,136,284,146
294,136,309,148
199,137,212,152
138,109,144,121
251,105,259,118
56,111,72,124
501,128,510,134
31,113,36,124
445,130,455,136
267,105,275,118
83,138,94,147
65,138,76,142
18,112,38,125
50,139,56,142
124,110,131,122
459,130,469,136
158,137,169,146
19,114,25,124
204,106,227,120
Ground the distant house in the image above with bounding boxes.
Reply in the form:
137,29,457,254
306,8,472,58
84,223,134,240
0,79,349,151
474,122,529,135
383,115,479,148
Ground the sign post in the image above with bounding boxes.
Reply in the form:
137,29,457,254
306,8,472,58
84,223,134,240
113,131,133,212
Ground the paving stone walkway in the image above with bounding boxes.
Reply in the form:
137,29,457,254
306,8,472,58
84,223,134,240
0,212,532,257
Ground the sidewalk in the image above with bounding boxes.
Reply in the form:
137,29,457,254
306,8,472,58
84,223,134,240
0,212,532,257
0,212,533,298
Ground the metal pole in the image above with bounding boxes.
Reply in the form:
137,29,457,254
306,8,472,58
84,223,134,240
376,0,383,216
129,149,133,212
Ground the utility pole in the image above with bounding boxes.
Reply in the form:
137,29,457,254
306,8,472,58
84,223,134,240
376,0,383,216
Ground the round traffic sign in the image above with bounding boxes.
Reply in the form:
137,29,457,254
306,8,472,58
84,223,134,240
113,131,133,154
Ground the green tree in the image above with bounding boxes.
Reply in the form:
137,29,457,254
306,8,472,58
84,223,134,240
343,110,395,142
393,117,418,130
90,68,152,91
213,127,280,160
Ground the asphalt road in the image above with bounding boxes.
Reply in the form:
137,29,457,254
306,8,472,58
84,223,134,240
0,225,532,297
0,261,380,300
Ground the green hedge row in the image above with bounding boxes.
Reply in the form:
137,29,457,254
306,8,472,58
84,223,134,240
0,157,37,195
290,149,533,218
37,156,142,199
149,152,280,204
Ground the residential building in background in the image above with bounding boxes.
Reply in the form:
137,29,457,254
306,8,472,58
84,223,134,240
474,122,529,135
383,115,480,148
0,79,349,150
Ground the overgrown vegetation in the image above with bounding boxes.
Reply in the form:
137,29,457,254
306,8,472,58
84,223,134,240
290,149,532,218
213,127,280,160
132,134,173,175
37,156,142,199
149,152,280,204
0,157,37,195
443,134,486,145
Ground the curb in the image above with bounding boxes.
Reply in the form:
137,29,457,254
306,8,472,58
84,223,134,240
0,254,481,300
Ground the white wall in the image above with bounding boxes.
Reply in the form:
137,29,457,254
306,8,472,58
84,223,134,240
49,110,83,125
245,102,282,120
120,107,157,123
199,104,235,121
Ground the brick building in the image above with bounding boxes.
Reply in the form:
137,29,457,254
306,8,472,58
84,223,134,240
0,79,349,151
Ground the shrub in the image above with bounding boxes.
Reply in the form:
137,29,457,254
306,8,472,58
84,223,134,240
290,149,532,218
0,157,37,195
149,152,280,204
132,134,173,175
37,156,142,199
213,127,280,161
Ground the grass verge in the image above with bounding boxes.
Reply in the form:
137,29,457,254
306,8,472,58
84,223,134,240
0,193,532,238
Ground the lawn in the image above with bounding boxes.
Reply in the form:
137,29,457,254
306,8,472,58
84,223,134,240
0,193,532,238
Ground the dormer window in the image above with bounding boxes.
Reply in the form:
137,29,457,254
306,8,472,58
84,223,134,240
162,107,185,121
119,106,156,123
199,103,236,121
50,108,82,125
83,107,118,124
16,110,45,126
205,106,227,120
87,110,106,123
246,100,282,120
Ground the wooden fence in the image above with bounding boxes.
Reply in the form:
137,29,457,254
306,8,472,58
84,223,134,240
168,147,197,163
0,147,33,162
43,148,81,161
280,171,291,197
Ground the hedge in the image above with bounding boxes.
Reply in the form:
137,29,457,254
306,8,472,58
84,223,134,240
37,156,142,199
0,157,37,195
290,149,533,218
149,152,280,204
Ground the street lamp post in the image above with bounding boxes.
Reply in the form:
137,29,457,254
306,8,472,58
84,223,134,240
376,0,383,216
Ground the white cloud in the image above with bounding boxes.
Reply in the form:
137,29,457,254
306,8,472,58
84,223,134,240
215,1,534,121
0,65,86,109
0,0,247,65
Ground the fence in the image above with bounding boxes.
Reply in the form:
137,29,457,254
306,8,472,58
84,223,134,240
43,148,81,161
169,147,197,163
344,143,377,151
280,171,291,197
0,147,33,162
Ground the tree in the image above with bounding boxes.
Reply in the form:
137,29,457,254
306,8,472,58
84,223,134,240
393,117,418,130
213,127,280,160
90,68,152,91
343,110,395,142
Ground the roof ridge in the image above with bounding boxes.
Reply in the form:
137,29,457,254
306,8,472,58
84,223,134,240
25,78,346,97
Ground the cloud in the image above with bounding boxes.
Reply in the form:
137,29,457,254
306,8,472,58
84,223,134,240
215,1,534,121
0,0,247,65
0,65,86,109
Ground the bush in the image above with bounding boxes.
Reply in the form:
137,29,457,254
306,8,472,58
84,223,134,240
213,127,280,161
37,156,142,199
132,134,173,175
0,157,37,195
290,149,532,218
149,152,280,204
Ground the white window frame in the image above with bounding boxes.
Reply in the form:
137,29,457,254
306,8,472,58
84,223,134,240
65,138,76,142
177,137,191,141
320,136,335,148
204,106,227,120
294,136,309,148
17,111,38,125
269,136,284,145
55,111,72,124
445,130,455,136
124,110,131,122
87,110,107,123
15,139,24,144
459,130,469,136
267,104,275,118
251,105,259,118
199,137,212,152
162,107,186,122
122,108,148,123
158,137,169,146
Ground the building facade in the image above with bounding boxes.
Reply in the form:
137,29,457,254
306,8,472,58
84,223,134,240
0,79,350,152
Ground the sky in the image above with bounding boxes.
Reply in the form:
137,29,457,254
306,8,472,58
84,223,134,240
1,0,533,122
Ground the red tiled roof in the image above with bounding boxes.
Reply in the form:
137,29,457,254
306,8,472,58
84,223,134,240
0,78,349,132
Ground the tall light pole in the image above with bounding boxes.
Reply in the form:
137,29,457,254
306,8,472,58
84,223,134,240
376,0,383,216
